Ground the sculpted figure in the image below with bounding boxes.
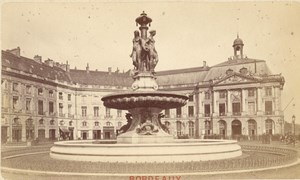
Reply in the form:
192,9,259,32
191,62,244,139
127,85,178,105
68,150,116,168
145,30,159,73
136,119,159,135
130,31,142,71
118,113,133,135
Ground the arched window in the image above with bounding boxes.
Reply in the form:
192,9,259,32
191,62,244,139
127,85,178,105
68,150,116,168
176,121,182,136
265,119,274,135
38,88,43,95
248,119,257,136
205,120,211,135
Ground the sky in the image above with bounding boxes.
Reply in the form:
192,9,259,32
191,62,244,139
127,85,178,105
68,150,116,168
1,1,300,123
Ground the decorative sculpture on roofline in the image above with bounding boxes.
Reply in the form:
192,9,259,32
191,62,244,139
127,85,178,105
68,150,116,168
130,11,159,75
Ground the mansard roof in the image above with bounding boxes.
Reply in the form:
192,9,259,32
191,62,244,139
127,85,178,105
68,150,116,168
1,50,71,82
1,49,284,87
69,69,133,86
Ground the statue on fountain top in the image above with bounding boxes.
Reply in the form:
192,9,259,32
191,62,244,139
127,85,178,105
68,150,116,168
130,11,159,75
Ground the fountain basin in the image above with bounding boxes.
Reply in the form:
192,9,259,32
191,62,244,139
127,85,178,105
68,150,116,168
102,91,188,110
50,139,242,163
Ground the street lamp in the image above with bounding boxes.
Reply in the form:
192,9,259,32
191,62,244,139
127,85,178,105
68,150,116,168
292,115,296,147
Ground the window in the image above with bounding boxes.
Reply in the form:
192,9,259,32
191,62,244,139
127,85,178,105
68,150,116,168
265,101,273,115
13,83,18,92
38,100,43,115
176,107,182,117
50,119,55,125
26,85,31,94
248,102,255,115
59,103,63,116
26,98,31,111
94,121,99,126
13,96,19,110
188,95,194,102
59,92,63,100
118,122,122,127
68,104,72,115
165,109,170,118
60,120,64,126
69,121,73,126
219,103,225,116
39,119,44,125
82,106,87,117
105,108,111,117
49,90,54,97
106,122,112,126
92,106,99,117
68,94,71,101
219,91,226,99
188,106,194,117
265,87,272,96
82,121,87,126
248,89,255,97
38,88,43,95
188,121,195,137
204,104,210,117
232,102,241,115
205,120,211,135
117,110,122,117
204,92,210,100
49,102,54,114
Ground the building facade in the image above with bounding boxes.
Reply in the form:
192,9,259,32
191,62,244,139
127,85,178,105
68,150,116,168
1,36,285,143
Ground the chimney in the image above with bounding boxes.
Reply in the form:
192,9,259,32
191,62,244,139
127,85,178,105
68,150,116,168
66,61,70,72
108,67,112,75
7,47,21,57
115,67,120,73
86,63,89,73
203,61,207,68
44,58,54,67
34,55,42,63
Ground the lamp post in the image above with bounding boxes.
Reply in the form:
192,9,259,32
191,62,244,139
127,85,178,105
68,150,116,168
292,115,296,147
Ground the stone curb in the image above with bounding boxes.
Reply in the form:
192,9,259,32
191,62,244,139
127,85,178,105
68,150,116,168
1,152,300,177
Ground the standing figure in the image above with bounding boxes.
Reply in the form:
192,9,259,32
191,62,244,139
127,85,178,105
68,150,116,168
130,30,142,72
146,30,159,73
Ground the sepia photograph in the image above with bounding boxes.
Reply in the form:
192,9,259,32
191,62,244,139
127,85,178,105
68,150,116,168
1,1,300,180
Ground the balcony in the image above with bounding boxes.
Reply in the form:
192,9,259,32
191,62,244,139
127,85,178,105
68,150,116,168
105,115,113,119
265,111,274,115
232,112,241,116
188,114,194,118
204,113,210,117
59,113,65,117
164,115,170,118
68,114,74,118
176,114,182,118
219,112,226,116
49,112,56,116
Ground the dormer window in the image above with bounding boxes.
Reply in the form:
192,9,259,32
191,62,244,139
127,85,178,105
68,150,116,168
49,90,54,97
13,83,18,92
38,88,43,95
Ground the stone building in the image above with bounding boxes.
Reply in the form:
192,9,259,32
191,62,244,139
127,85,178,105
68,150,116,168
1,36,285,143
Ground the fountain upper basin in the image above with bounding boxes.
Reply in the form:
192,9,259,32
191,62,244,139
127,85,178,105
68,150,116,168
102,91,188,110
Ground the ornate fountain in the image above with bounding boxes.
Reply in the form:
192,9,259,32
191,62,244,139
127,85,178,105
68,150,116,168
101,11,188,144
50,12,242,163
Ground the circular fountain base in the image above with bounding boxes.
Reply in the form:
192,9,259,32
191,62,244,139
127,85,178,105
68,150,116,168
50,139,242,163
